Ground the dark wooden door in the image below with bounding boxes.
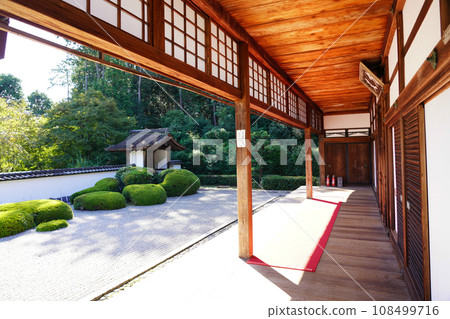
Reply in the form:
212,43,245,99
403,107,426,300
348,143,370,184
325,143,346,183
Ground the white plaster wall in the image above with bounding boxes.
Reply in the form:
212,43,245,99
154,149,169,169
388,30,398,78
425,87,450,300
0,171,117,204
135,150,145,168
323,113,370,130
404,0,441,86
373,140,377,189
390,73,399,107
403,0,426,43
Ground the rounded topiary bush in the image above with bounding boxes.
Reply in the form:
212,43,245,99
0,199,73,225
70,178,120,203
0,211,36,238
115,166,137,187
36,219,69,232
159,169,200,197
73,191,126,211
122,184,167,206
122,169,153,186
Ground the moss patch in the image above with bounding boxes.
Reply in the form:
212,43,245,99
36,219,69,232
159,169,200,197
122,184,167,206
0,211,36,238
70,178,120,203
73,191,126,211
0,199,73,225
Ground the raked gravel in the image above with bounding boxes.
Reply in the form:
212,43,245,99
0,188,287,301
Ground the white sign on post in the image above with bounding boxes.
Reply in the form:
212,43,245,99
236,129,246,148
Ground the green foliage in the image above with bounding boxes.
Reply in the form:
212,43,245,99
0,98,53,172
0,211,36,238
115,166,137,188
0,199,74,225
69,177,120,203
159,169,200,196
122,184,167,206
43,90,135,168
0,73,24,102
27,90,53,116
122,169,153,186
260,175,319,190
0,200,73,237
36,219,69,232
73,191,126,211
197,175,237,186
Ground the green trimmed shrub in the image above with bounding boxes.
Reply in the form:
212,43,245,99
36,219,69,232
115,166,137,188
122,169,153,186
122,184,167,206
73,191,126,211
260,175,319,190
159,169,200,197
0,199,73,225
197,175,237,186
70,177,120,203
0,211,36,238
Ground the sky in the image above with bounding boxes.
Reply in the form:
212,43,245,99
0,19,69,102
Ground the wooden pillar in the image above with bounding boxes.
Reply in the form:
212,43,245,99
152,0,165,51
318,133,325,186
235,41,252,259
305,128,313,199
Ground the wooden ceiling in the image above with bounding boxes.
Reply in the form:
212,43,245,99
215,0,393,114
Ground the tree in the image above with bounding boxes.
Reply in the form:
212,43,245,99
27,90,53,115
0,73,24,102
0,98,49,172
43,90,136,168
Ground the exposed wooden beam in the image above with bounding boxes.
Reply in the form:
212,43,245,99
0,15,8,59
235,41,252,259
385,38,450,126
305,128,313,199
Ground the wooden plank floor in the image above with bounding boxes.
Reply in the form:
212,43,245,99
108,186,411,302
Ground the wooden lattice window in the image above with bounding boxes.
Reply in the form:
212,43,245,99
298,98,307,123
288,91,298,119
164,0,206,71
311,108,316,129
249,57,268,104
63,0,151,42
317,112,322,131
270,74,287,113
211,22,239,87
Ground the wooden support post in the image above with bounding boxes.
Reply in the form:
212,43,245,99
235,41,252,259
318,133,325,186
0,16,9,59
152,0,165,51
305,128,313,199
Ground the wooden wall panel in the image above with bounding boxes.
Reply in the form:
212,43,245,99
325,143,346,184
348,143,370,184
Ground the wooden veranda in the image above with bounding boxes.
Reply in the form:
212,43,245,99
0,0,448,300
